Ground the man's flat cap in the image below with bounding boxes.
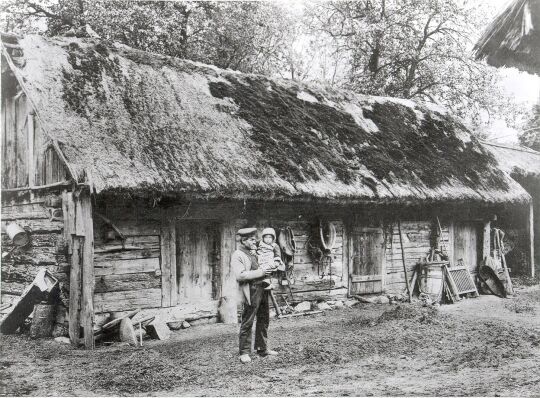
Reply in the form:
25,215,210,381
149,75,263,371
237,227,257,237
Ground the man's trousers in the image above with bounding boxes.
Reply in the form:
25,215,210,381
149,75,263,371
238,284,270,355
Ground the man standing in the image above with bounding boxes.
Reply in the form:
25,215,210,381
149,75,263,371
231,227,278,363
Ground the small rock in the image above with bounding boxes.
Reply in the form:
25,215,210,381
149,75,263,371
168,321,183,331
294,301,312,312
355,296,376,304
316,302,332,311
344,300,359,307
332,300,344,308
181,321,191,329
376,296,390,304
54,336,70,344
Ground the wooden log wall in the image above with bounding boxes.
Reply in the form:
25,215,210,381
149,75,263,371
1,86,68,190
92,202,162,314
0,192,69,330
90,198,500,325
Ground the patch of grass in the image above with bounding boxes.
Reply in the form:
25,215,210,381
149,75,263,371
512,275,540,287
377,304,441,323
505,298,536,314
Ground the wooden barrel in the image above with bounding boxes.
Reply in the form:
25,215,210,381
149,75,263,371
419,263,444,299
30,304,56,338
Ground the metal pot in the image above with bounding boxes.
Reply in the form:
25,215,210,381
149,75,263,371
6,222,30,247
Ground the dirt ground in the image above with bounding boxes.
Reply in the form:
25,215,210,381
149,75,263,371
1,285,540,397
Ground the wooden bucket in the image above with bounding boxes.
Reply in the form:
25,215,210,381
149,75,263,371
419,262,444,299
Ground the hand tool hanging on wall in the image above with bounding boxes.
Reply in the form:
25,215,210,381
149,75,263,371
397,219,413,303
277,227,296,301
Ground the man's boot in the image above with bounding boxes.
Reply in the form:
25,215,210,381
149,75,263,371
257,349,278,357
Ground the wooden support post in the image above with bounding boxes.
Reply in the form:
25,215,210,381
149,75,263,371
65,191,78,345
482,220,491,263
80,191,95,349
160,209,177,307
528,202,535,278
27,112,34,188
218,220,238,324
67,190,95,349
68,236,82,346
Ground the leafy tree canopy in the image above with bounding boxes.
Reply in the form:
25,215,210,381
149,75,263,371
1,0,532,134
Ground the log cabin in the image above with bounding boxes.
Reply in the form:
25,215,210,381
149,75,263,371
0,34,533,348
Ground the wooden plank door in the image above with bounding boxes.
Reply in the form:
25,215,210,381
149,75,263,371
349,227,385,295
176,221,221,305
453,222,482,274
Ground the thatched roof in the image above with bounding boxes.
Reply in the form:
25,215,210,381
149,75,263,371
1,35,530,204
482,142,540,177
474,0,540,75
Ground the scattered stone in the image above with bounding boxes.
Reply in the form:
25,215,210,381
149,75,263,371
167,321,183,330
52,323,69,338
316,302,332,311
119,318,138,346
54,336,70,344
332,301,344,308
294,301,312,312
146,319,171,340
181,321,191,329
344,300,359,308
354,295,376,304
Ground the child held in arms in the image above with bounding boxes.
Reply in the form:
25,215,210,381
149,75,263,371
257,228,284,290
